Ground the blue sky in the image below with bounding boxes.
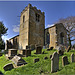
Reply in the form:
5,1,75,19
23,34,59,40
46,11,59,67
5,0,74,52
0,1,75,44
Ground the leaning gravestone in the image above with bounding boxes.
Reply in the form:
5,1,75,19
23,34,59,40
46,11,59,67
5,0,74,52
71,53,74,63
3,63,14,71
12,55,27,66
62,56,69,66
51,52,59,73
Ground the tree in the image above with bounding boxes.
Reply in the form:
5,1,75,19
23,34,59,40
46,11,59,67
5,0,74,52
56,16,75,47
0,21,8,49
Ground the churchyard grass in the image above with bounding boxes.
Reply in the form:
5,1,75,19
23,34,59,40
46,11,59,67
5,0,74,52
0,49,75,75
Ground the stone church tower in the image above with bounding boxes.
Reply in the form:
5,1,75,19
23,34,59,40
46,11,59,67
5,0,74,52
19,4,45,49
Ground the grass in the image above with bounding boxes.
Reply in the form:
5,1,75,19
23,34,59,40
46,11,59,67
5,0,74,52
0,49,75,75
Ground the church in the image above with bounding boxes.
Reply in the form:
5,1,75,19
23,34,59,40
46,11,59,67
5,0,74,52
5,4,67,50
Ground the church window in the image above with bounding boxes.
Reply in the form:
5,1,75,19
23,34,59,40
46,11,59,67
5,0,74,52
60,32,64,44
36,13,40,22
46,32,50,44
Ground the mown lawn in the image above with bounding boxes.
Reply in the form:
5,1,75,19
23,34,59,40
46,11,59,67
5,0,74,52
0,49,75,75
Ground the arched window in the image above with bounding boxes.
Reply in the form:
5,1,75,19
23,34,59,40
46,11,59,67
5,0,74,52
60,32,64,44
46,32,50,44
23,15,25,23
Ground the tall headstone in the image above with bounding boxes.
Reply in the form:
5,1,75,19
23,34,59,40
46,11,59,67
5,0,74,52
71,53,74,63
51,52,59,73
62,56,69,66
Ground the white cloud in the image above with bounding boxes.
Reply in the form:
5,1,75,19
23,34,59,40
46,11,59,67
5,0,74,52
13,24,20,32
2,36,9,42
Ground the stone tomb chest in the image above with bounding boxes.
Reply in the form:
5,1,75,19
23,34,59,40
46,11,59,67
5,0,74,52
19,49,31,57
8,49,17,57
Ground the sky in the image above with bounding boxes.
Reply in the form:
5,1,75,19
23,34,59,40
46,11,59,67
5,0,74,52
0,1,75,45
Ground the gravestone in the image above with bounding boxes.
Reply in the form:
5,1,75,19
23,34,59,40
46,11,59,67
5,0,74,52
8,49,17,57
51,52,59,73
3,63,14,71
18,49,31,57
62,56,69,66
12,55,27,66
36,46,42,54
34,58,39,63
71,53,74,63
25,49,31,57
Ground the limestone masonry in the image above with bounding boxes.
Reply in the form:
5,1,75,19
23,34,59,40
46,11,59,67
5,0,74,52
5,4,67,50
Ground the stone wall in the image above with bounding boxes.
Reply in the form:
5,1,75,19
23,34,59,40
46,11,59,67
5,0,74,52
5,35,19,50
29,4,45,47
45,26,56,48
45,23,67,49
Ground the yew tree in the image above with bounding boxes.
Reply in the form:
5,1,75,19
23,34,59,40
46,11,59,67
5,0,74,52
0,22,8,49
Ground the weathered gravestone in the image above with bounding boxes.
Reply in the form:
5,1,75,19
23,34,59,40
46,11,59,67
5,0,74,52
18,49,31,57
36,46,42,54
25,49,31,57
34,58,39,63
71,53,74,63
51,52,59,73
3,63,14,71
12,55,27,66
62,56,69,66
